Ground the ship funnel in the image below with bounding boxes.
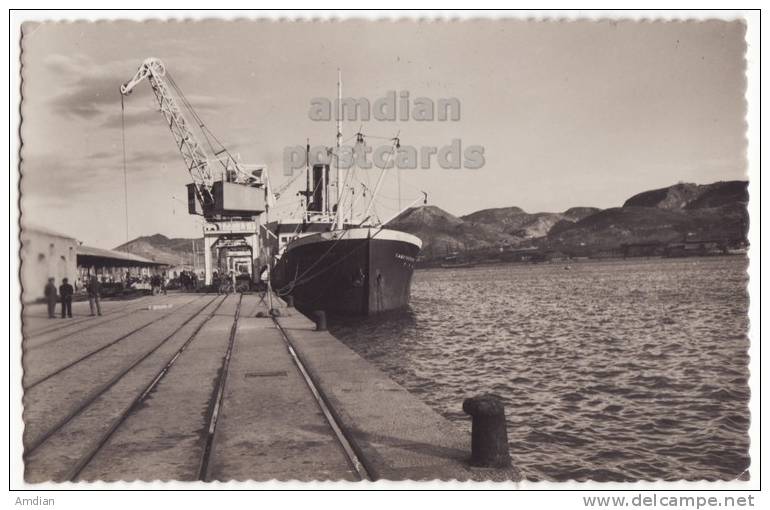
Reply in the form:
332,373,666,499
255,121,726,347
308,164,330,212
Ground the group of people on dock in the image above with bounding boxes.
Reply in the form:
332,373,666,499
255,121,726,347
150,273,168,296
41,267,254,320
211,271,237,295
178,270,198,292
43,274,103,319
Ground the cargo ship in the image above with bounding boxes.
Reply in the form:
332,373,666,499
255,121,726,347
268,160,423,315
270,222,421,315
267,72,425,315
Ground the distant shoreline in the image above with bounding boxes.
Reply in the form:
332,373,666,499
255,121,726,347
417,252,749,270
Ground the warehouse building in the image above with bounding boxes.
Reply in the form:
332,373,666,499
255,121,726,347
20,226,79,303
20,226,168,303
75,245,167,285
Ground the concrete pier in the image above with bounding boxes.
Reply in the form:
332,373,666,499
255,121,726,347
21,292,520,482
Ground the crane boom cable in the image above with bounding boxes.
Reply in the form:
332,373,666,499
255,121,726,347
165,70,246,182
120,93,130,253
272,167,306,198
164,72,223,169
360,137,398,223
166,72,218,154
146,73,212,187
121,59,215,204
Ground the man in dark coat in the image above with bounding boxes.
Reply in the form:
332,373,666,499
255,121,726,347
150,273,160,295
87,274,102,316
59,277,74,318
44,277,57,318
179,271,188,291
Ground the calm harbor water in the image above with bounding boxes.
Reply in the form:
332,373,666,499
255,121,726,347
329,256,750,481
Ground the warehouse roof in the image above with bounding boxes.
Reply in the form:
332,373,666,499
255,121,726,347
22,225,78,241
77,245,167,266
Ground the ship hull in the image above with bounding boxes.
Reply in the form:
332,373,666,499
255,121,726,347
271,228,421,315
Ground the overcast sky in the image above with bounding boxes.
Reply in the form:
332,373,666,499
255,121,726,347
19,19,747,249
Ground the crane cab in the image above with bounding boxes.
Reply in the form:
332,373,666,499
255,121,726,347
187,180,266,218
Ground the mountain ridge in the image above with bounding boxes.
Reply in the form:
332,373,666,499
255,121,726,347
389,180,748,257
114,234,199,265
114,180,749,262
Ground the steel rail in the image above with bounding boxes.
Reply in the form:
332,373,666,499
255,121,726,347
197,294,243,481
65,295,229,481
24,295,222,461
23,295,155,339
271,315,371,481
24,295,198,350
23,295,208,390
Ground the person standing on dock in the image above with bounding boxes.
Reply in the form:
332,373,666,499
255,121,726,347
150,273,159,295
44,277,57,319
59,278,74,319
87,273,102,316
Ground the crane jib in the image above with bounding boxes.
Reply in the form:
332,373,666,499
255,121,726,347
120,57,267,219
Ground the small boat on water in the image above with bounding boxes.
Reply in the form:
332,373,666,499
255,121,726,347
439,253,475,269
440,261,476,269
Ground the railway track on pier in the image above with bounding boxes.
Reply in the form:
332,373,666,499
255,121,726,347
197,294,241,481
271,314,371,481
23,295,203,352
23,295,158,345
23,294,222,457
23,293,366,482
62,294,234,482
23,294,208,390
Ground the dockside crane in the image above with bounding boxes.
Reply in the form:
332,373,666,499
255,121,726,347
120,57,268,219
121,57,268,284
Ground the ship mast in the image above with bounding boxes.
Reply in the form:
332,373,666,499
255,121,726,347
335,68,343,228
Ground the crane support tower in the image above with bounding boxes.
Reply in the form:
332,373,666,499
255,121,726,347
121,57,270,286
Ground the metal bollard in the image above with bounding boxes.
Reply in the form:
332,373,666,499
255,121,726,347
286,295,294,308
313,310,327,331
463,394,512,468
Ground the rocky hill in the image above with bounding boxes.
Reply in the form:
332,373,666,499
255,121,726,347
389,180,748,258
623,180,748,210
544,180,748,252
114,234,200,265
460,206,599,240
542,203,748,253
685,181,749,209
386,205,519,256
388,204,601,256
121,180,749,262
